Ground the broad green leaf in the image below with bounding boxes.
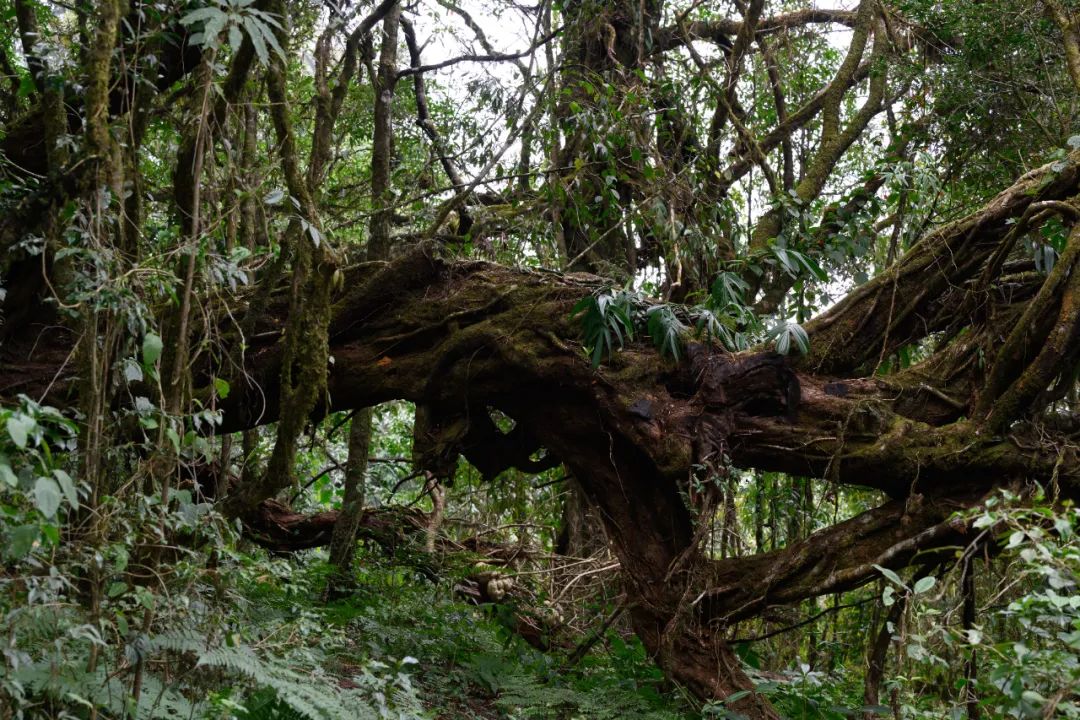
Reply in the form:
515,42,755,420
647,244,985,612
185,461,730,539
248,8,283,30
7,414,34,448
40,523,59,545
202,14,227,44
873,564,905,588
5,524,39,559
53,469,78,509
143,333,164,367
770,322,809,356
123,358,144,383
789,323,810,354
33,475,61,517
244,16,270,65
304,221,322,248
724,690,751,704
913,576,936,595
180,6,223,25
260,24,286,62
227,23,243,50
0,461,16,487
1020,690,1046,710
590,339,603,368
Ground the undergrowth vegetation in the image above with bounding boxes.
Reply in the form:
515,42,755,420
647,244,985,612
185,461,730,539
3,406,1078,720
1,499,696,720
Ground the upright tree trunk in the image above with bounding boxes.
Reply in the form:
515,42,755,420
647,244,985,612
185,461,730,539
326,3,400,590
555,0,658,276
555,477,606,557
864,591,906,718
962,559,980,719
326,409,373,596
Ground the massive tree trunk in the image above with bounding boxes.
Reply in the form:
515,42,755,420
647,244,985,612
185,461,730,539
4,147,1080,720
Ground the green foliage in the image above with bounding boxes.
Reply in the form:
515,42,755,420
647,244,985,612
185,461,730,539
0,403,425,720
767,321,810,356
770,243,828,285
311,555,696,720
646,305,686,361
571,290,637,367
0,542,428,720
455,630,687,720
0,396,78,560
181,0,286,66
572,288,691,366
951,494,1078,718
844,491,1080,719
572,283,760,366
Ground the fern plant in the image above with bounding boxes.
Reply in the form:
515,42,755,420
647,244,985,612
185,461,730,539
6,656,198,720
3,625,424,720
144,629,424,720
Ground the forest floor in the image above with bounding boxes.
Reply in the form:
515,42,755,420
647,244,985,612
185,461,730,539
296,551,696,720
226,545,873,720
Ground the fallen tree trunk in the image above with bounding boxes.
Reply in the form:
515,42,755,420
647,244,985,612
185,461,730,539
4,153,1080,716
244,499,428,553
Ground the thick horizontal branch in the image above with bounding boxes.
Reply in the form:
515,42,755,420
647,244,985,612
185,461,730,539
697,493,979,623
244,499,428,552
8,245,1079,503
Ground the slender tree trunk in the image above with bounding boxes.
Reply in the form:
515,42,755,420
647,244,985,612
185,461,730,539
79,0,122,676
754,472,765,552
365,2,401,262
326,4,400,589
864,592,906,718
962,559,980,720
555,477,606,557
326,409,373,597
722,474,740,558
425,473,446,553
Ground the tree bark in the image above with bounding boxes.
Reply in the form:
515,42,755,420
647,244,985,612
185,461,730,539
863,589,905,718
326,409,374,596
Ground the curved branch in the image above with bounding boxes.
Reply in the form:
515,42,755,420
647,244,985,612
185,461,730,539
802,149,1080,375
982,223,1080,430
